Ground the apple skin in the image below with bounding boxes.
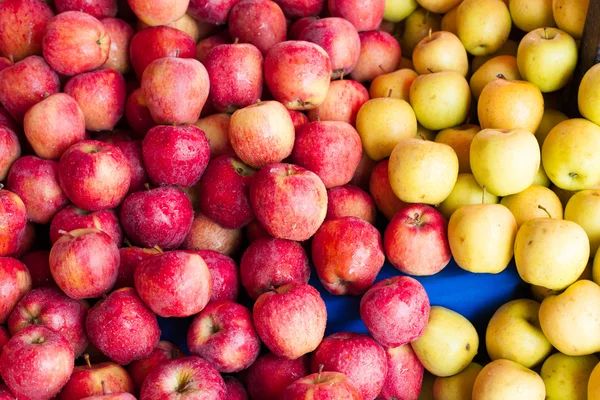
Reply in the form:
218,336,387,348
190,250,240,303
307,79,369,126
326,184,377,224
288,16,318,40
6,156,69,224
20,250,54,288
42,11,111,76
0,384,15,399
135,250,212,318
311,332,387,400
114,139,149,193
99,17,134,75
328,0,384,31
247,353,310,400
224,376,248,400
55,0,117,18
86,287,161,366
127,340,184,392
188,0,242,25
58,359,134,399
10,221,35,259
0,56,60,123
253,283,327,359
245,219,273,243
276,0,324,18
196,30,232,62
379,344,424,400
0,191,27,257
351,30,401,83
114,246,161,290
360,276,430,348
120,186,194,249
8,286,88,357
281,371,362,400
384,203,451,276
195,113,235,159
128,0,190,26
0,257,31,324
81,394,136,400
181,212,243,256
0,325,74,400
289,110,309,128
50,206,122,246
0,107,18,132
187,300,261,373
0,327,8,354
369,158,407,220
124,88,156,138
142,125,210,187
312,216,385,295
228,0,287,56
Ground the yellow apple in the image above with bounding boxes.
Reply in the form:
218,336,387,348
457,0,512,56
433,363,483,400
517,27,578,93
411,306,479,377
530,284,560,303
412,31,469,76
552,0,589,39
593,248,600,286
541,352,598,400
409,71,471,130
416,0,462,13
384,0,419,22
542,118,600,191
448,203,517,273
401,7,442,56
388,138,459,204
439,173,499,219
369,68,418,101
356,98,418,161
435,124,480,173
509,0,556,32
469,55,521,99
534,108,568,146
477,79,544,133
470,129,541,197
500,185,563,227
578,63,600,126
399,56,415,70
417,123,437,141
441,5,459,34
565,189,600,255
539,280,600,356
471,39,519,72
589,362,600,399
472,359,545,400
534,164,551,187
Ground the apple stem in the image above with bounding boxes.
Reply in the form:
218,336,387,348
58,229,75,239
496,73,507,80
427,68,434,74
387,89,393,98
428,28,432,41
153,245,164,254
175,48,181,57
144,183,151,191
417,132,426,140
317,364,324,382
378,64,387,73
124,238,132,247
543,27,548,40
481,186,486,204
84,354,92,369
43,91,50,99
0,183,3,190
234,37,239,45
315,113,320,121
537,204,552,218
101,381,106,395
339,70,344,80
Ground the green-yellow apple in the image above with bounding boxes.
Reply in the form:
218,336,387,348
485,299,553,368
448,203,517,273
565,189,600,255
471,39,519,72
477,79,544,133
541,352,598,400
441,6,459,34
356,98,417,161
416,0,462,13
384,0,419,22
470,128,541,197
411,306,479,377
589,361,600,399
539,280,600,356
542,118,600,191
517,27,578,93
509,0,556,32
457,0,512,56
401,7,442,56
369,68,418,101
578,63,600,126
535,108,568,146
470,55,521,99
439,173,499,219
435,124,480,173
472,359,545,400
412,31,469,76
433,363,483,400
409,71,471,130
552,0,589,39
388,138,459,204
534,164,551,187
500,185,563,227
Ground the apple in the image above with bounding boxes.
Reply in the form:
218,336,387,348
541,353,598,400
289,110,309,128
439,174,499,219
195,30,232,62
412,31,469,76
127,0,189,26
350,30,401,83
349,152,376,190
369,68,418,101
471,39,519,72
20,250,54,288
552,0,588,39
383,0,418,22
434,124,480,174
328,0,385,31
326,184,377,224
195,113,234,159
124,88,156,139
0,107,18,132
0,190,27,257
579,63,600,128
81,394,136,400
10,221,35,259
369,159,407,220
224,376,248,400
50,206,122,246
306,79,369,125
0,325,74,400
55,0,117,18
100,17,134,75
228,0,287,56
0,327,6,352
472,359,545,400
187,0,242,24
379,344,424,400
500,184,563,227
192,250,240,302
245,219,273,243
470,56,521,100
0,257,31,325
138,12,203,42
289,16,318,40
401,7,441,56
281,371,362,399
250,163,328,241
457,0,511,56
86,287,160,365
182,211,243,256
114,139,149,193
433,362,482,400
509,0,555,32
246,353,310,400
360,276,430,347
565,189,600,255
127,340,183,391
276,0,324,18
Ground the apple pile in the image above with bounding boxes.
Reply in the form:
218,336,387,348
1,0,600,398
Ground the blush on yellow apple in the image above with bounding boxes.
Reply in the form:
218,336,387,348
472,359,545,400
433,363,483,400
439,174,499,219
552,0,589,39
500,185,563,227
435,124,480,173
441,6,459,34
412,31,469,76
589,361,600,399
384,0,419,22
541,352,598,400
533,164,551,187
457,0,512,56
534,108,568,146
469,55,521,100
509,0,556,32
369,68,418,101
472,39,519,72
401,7,442,56
565,190,600,256
578,63,600,126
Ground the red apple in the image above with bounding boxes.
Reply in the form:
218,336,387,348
127,0,189,26
326,184,376,224
42,11,111,76
228,0,287,56
289,110,309,128
253,283,327,359
127,340,184,392
86,287,161,365
194,250,240,302
0,190,27,257
20,250,54,288
0,257,31,324
379,344,424,400
182,212,243,256
99,17,134,75
6,156,69,224
0,57,10,71
114,139,149,193
229,101,295,169
360,276,430,348
0,0,54,62
370,158,407,220
0,126,20,182
281,371,362,400
349,152,375,190
140,356,226,399
82,394,136,400
50,206,122,245
0,327,9,355
124,88,156,138
264,41,331,110
250,163,328,241
384,204,451,276
307,79,369,125
141,57,209,125
245,219,273,243
55,0,117,18
328,0,384,32
276,0,324,18
187,300,261,372
196,30,232,62
224,376,248,400
0,107,18,132
188,0,242,25
240,237,311,299
114,246,160,289
288,16,317,40
0,325,74,400
10,221,35,259
121,186,194,249
350,31,401,82
0,56,60,123
246,353,310,400
194,113,235,159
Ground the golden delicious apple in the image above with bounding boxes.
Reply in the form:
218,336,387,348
409,71,471,130
412,31,469,76
401,7,442,56
439,174,499,219
578,63,600,126
470,129,541,197
417,123,437,141
471,39,519,72
589,362,600,400
469,55,521,99
435,124,480,173
369,68,418,101
552,0,589,39
485,299,552,368
477,79,544,133
565,190,600,255
441,5,458,34
388,138,459,204
384,0,419,22
433,363,483,400
411,306,479,377
534,164,551,187
472,359,545,400
500,185,563,227
542,118,600,191
534,108,568,146
539,280,600,356
509,0,556,32
416,0,462,13
517,27,578,93
448,203,517,273
457,0,512,56
356,98,418,161
541,352,598,400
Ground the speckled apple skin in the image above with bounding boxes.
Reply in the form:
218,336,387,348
50,206,123,245
114,246,161,290
181,212,243,256
307,79,369,125
369,159,407,220
114,140,149,193
224,376,248,400
327,0,384,32
55,0,117,19
0,191,27,257
100,17,134,75
193,250,240,302
0,126,20,182
125,88,156,138
0,0,54,61
196,31,232,63
188,0,242,24
246,353,310,400
0,257,31,324
127,341,184,391
326,184,376,224
276,0,324,18
228,0,287,55
58,361,134,400
350,31,401,83
281,371,363,400
379,344,424,400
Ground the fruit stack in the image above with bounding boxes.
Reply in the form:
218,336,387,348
0,0,599,399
